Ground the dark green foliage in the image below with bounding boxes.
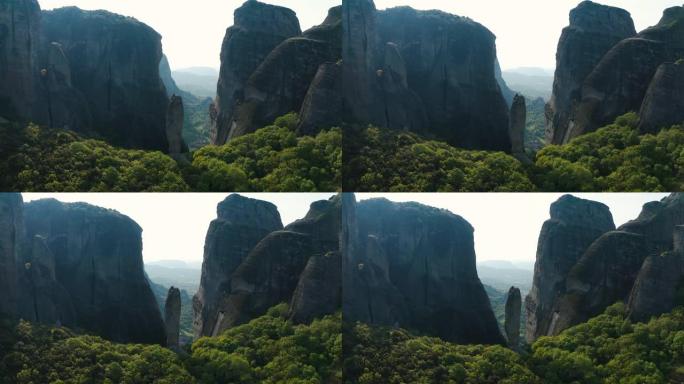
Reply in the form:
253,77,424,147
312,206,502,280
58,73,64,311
182,97,214,150
189,113,341,192
343,126,535,192
343,322,539,384
532,113,684,192
525,97,547,153
188,304,342,384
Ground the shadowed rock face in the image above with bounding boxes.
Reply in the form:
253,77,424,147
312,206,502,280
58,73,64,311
638,62,684,134
505,287,521,349
193,194,283,338
0,194,23,319
525,195,615,343
216,196,341,330
212,0,301,144
0,0,41,120
527,194,684,342
546,1,635,144
509,94,526,155
166,95,184,154
22,199,165,345
41,7,170,151
165,287,181,349
344,196,504,344
341,1,511,151
297,62,343,136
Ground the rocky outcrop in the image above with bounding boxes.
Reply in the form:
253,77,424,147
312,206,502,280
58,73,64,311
215,196,341,330
297,62,343,135
549,4,684,143
166,95,184,154
41,7,171,151
165,287,181,349
212,0,301,144
509,94,526,155
505,287,521,349
193,194,283,338
0,0,41,120
341,2,511,151
525,195,615,343
22,199,165,345
159,55,182,98
638,62,684,133
527,194,684,341
0,194,23,319
546,1,635,144
344,196,504,344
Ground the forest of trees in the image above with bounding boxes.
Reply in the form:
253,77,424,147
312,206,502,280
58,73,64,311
344,113,684,192
0,113,340,193
3,303,681,383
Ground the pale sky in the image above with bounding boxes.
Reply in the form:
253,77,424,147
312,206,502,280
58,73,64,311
37,0,681,70
357,193,670,262
23,193,335,262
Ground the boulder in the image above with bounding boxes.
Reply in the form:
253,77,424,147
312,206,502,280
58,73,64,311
638,62,684,134
545,1,636,144
525,195,615,342
212,0,300,144
164,287,181,349
193,194,283,338
0,0,41,120
23,199,165,344
41,7,170,151
505,287,521,349
0,193,23,319
345,196,504,344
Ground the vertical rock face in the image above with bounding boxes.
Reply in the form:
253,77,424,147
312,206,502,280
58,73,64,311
193,194,283,338
23,199,165,345
505,287,521,349
297,62,343,136
509,94,526,155
344,197,504,344
164,287,181,349
0,194,23,319
212,0,301,144
546,1,636,144
525,195,615,343
638,62,684,134
166,95,184,154
0,0,41,120
41,7,170,151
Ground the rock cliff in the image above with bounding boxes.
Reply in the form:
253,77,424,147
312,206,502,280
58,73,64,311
341,1,511,151
505,287,521,349
525,195,615,342
0,194,23,319
192,194,283,338
548,3,684,143
165,287,181,349
527,193,684,342
638,61,684,134
22,199,166,344
343,195,505,344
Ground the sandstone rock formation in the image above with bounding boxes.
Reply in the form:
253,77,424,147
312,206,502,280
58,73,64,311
41,7,170,151
525,195,615,343
546,1,635,144
509,94,526,155
638,61,684,133
0,0,40,120
505,287,521,349
212,0,301,144
344,196,504,344
297,62,343,136
548,3,684,143
341,1,511,151
193,194,283,338
166,95,184,154
527,193,684,342
23,199,166,345
0,194,23,319
165,287,181,349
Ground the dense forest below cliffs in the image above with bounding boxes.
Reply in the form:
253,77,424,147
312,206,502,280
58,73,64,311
0,113,340,192
344,113,684,192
